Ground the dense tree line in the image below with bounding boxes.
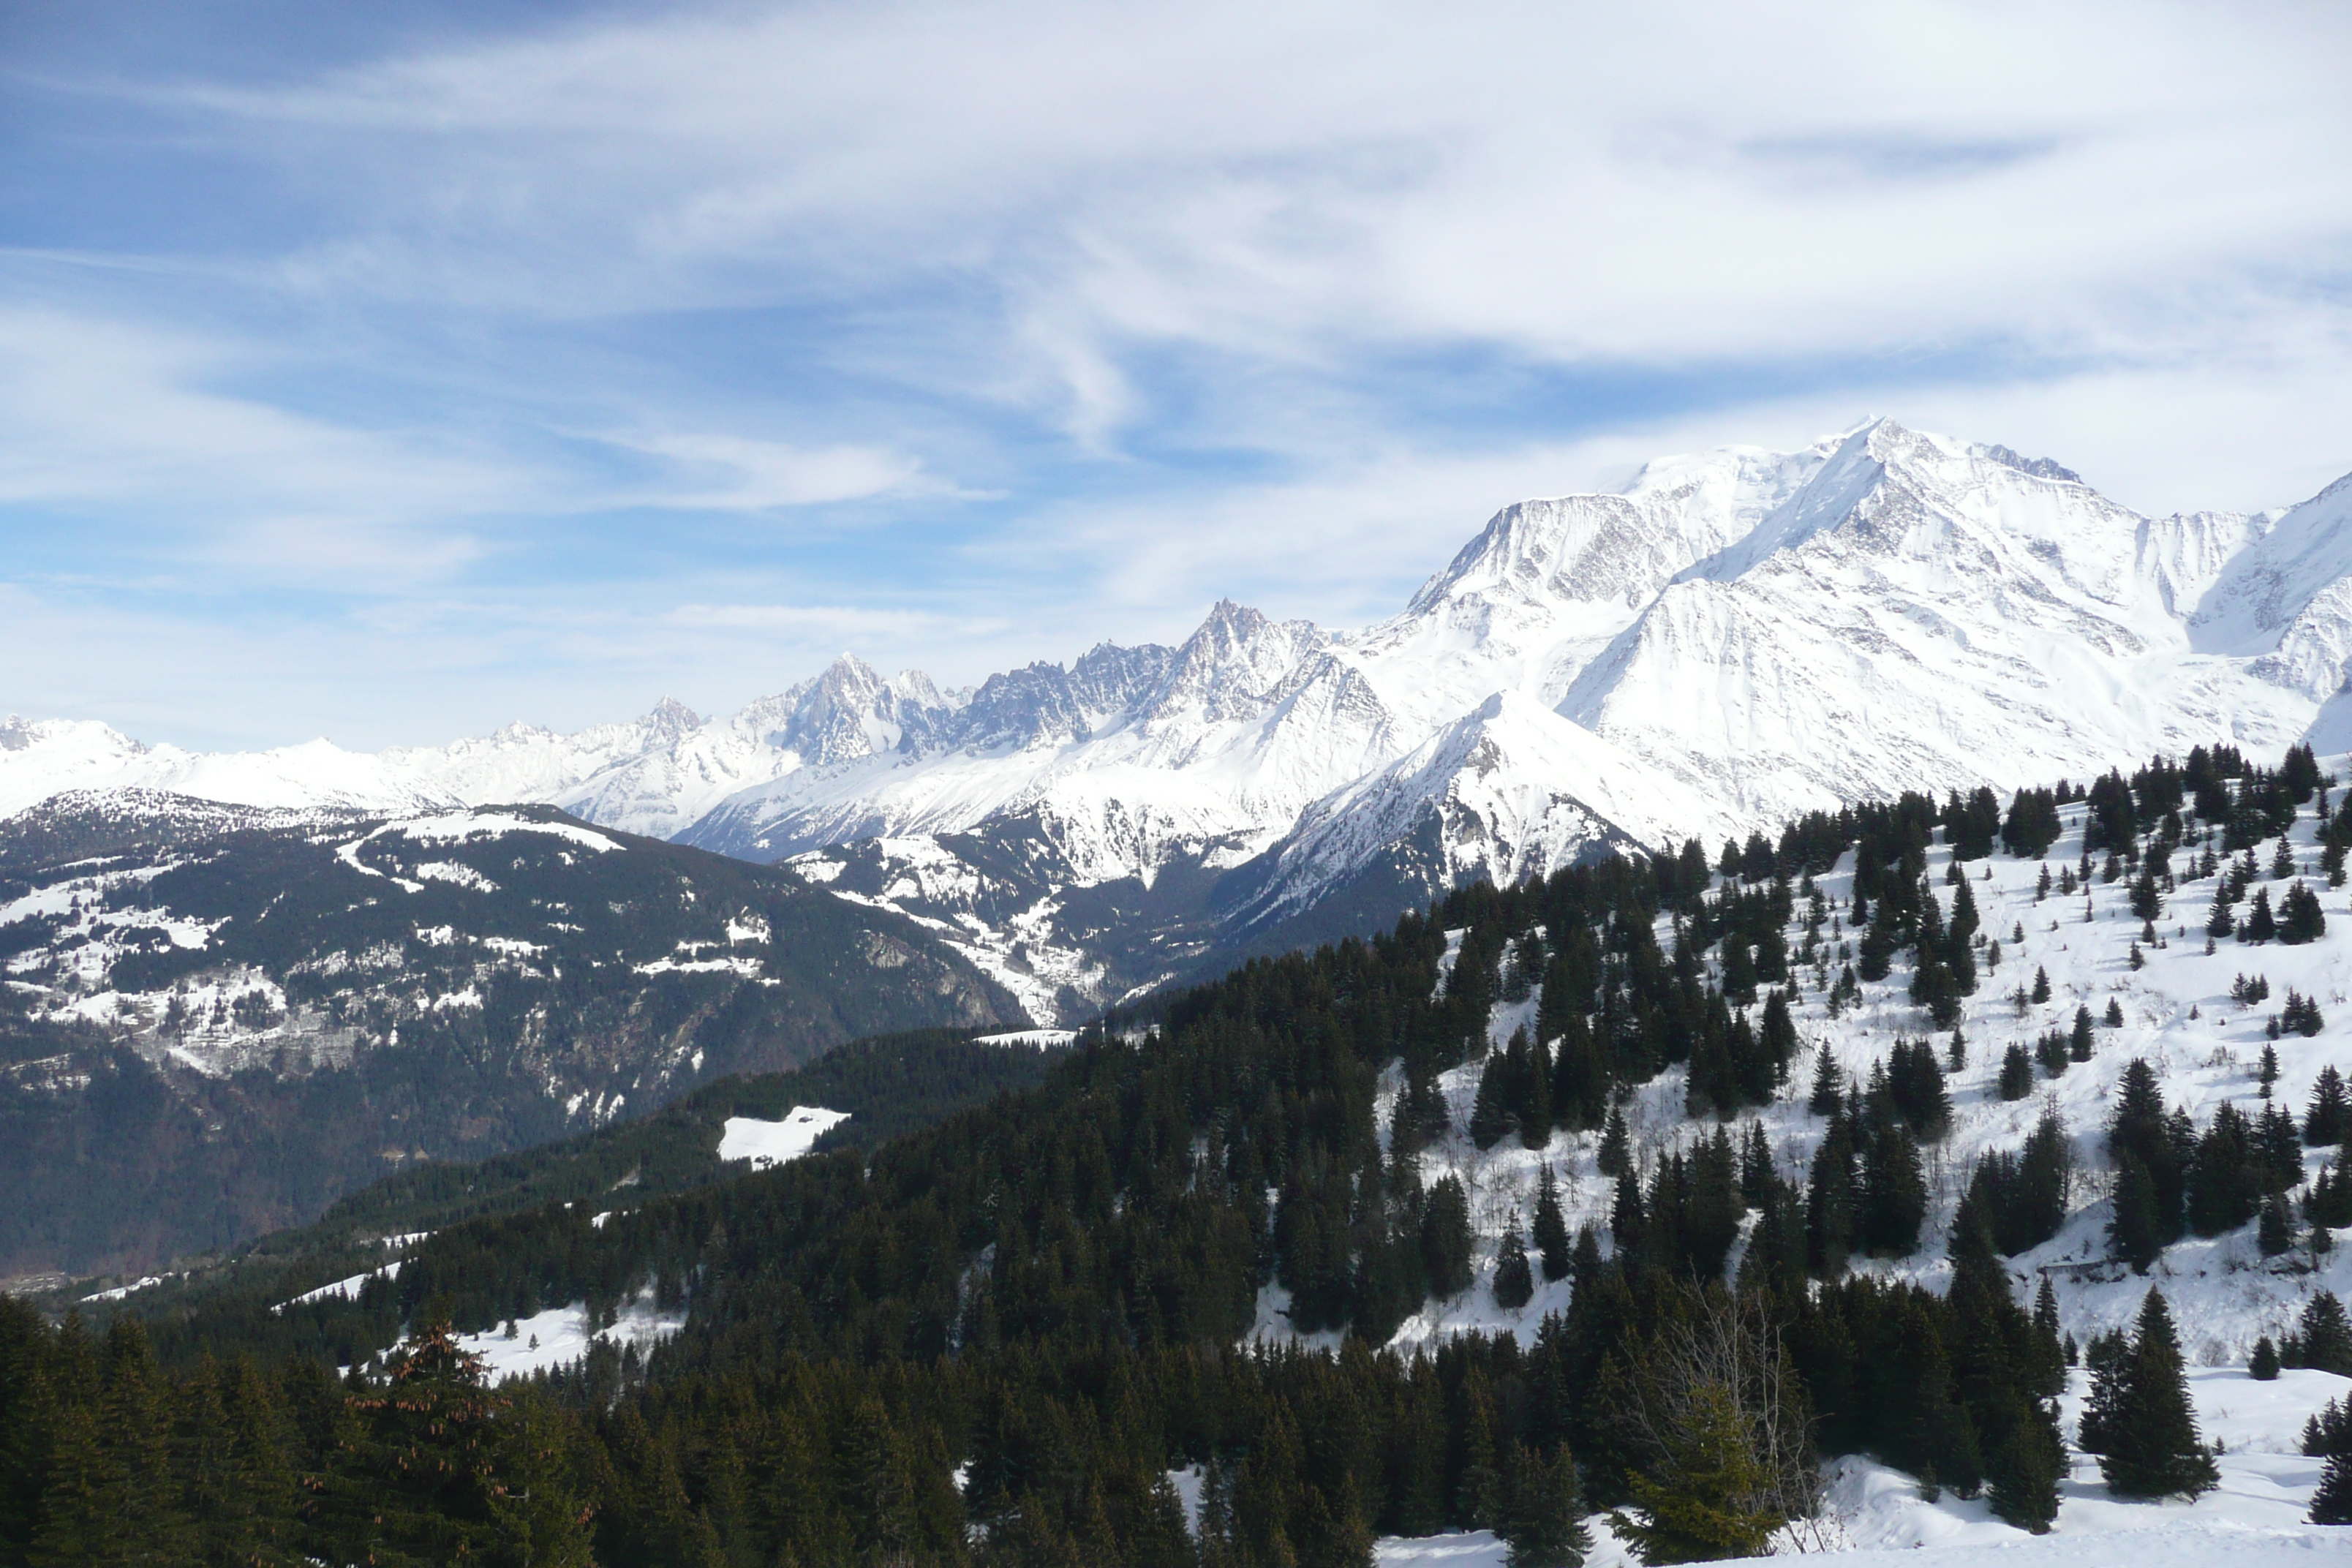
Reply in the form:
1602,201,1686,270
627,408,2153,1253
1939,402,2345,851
3,742,2339,1562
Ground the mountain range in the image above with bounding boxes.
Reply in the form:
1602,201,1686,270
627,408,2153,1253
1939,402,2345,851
9,417,2351,1023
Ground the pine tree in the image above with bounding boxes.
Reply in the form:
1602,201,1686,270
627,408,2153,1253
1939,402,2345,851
2310,1066,2350,1147
1501,1444,1590,1568
2103,997,2124,1028
2313,1452,2352,1525
1807,1048,1841,1116
2109,1155,2163,1273
2097,1291,2219,1499
2252,1336,2281,1380
2299,1292,2352,1376
1984,1403,2063,1534
1614,1385,1783,1564
2031,966,2051,1004
1597,1107,1632,1179
309,1318,594,1566
1533,1167,1572,1283
1998,1044,2035,1102
2260,1194,2296,1256
1422,1177,1475,1300
30,1316,194,1567
2243,886,2277,943
2281,880,2328,944
1471,1036,1520,1150
1494,1220,1535,1311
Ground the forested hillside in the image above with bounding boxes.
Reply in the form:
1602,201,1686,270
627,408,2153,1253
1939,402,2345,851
0,797,1017,1277
4,749,2352,1565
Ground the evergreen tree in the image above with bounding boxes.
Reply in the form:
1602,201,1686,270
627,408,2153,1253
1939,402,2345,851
1501,1444,1589,1568
1997,1044,2035,1102
2031,966,2051,1004
1534,1167,1572,1283
2309,1066,2350,1147
1494,1221,1535,1311
1614,1385,1783,1564
2252,1336,2281,1380
2242,886,2277,943
2108,1156,2163,1273
1597,1108,1632,1179
1858,1122,1928,1257
308,1317,595,1567
1806,1049,1841,1116
29,1317,193,1568
2313,1453,2352,1526
1983,1405,2063,1534
2281,880,2328,944
1422,1177,1476,1300
2096,1291,2218,1499
2261,1194,2297,1256
2299,1292,2352,1376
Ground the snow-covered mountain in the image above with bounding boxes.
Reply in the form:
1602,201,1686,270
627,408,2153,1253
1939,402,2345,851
11,418,2352,1022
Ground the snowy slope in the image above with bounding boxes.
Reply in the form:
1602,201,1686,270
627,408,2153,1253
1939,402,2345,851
1251,760,2352,1393
12,419,2352,1022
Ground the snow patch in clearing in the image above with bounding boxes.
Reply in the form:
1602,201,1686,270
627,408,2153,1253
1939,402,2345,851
717,1108,850,1168
452,1294,682,1382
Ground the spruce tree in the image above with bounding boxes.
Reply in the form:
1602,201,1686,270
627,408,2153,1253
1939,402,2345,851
1807,1048,1841,1116
1501,1444,1590,1568
1422,1177,1475,1300
2313,1452,2352,1526
2310,1066,2350,1147
2251,1335,2281,1380
2299,1292,2352,1376
2108,1156,2163,1273
2097,1290,2219,1500
2260,1193,2296,1256
1984,1404,2063,1534
1597,1107,1632,1178
1533,1167,1572,1283
1494,1220,1535,1311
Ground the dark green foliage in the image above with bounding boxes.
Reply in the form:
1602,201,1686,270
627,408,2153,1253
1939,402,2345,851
1501,1444,1589,1568
2107,1060,2185,1252
2281,880,2328,943
2242,886,2277,943
1533,1169,1572,1284
1423,1177,1476,1300
2260,1194,2296,1256
2291,1293,2352,1376
2003,790,2062,859
1493,1224,1534,1311
2310,1067,2351,1145
1961,1108,2073,1256
1997,1045,2034,1101
2090,1292,2217,1500
2251,1335,2280,1379
2313,1455,2352,1526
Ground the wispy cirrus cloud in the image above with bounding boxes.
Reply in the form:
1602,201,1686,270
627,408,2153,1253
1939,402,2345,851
1,0,2348,748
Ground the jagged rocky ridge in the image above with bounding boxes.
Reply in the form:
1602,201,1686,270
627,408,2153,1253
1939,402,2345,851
9,419,2352,1022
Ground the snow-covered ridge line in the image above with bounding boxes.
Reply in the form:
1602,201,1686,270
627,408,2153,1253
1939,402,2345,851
13,418,2352,1023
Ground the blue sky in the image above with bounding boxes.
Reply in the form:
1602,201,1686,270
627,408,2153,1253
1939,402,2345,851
4,0,2351,750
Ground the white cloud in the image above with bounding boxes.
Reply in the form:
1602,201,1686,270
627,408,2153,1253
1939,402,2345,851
0,308,522,584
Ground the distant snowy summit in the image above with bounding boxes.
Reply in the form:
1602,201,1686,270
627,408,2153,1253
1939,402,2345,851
11,418,2352,1022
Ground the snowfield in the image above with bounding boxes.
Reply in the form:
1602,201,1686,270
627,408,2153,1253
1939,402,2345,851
715,1107,851,1168
1364,1367,2352,1566
452,1293,685,1382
